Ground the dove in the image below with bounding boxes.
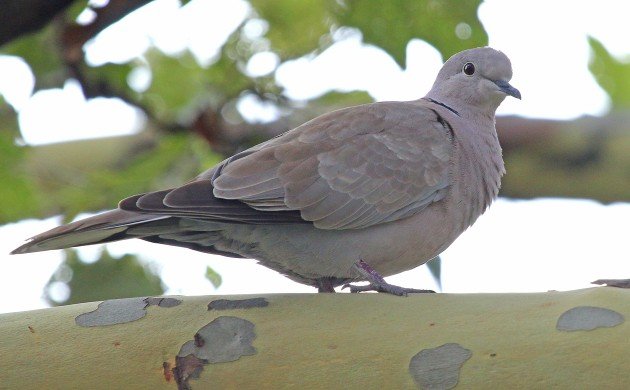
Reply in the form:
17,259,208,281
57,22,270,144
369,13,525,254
12,47,520,295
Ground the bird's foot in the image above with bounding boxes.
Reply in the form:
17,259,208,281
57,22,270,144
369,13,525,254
592,279,630,289
342,282,434,296
342,259,435,296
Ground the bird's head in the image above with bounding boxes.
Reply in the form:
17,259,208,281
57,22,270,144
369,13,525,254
427,47,520,114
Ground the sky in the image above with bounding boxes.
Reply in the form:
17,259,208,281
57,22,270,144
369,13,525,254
0,0,629,313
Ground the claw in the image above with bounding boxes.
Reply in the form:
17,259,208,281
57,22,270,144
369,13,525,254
342,259,435,296
342,282,434,296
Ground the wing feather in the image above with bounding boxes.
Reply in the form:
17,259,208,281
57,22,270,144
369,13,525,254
211,101,454,229
115,101,453,230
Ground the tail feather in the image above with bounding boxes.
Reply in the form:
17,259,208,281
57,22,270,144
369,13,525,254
11,209,168,254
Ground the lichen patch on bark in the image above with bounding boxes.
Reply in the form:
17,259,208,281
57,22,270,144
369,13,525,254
75,296,182,327
556,306,624,331
145,297,182,308
173,316,257,389
207,297,268,311
409,343,472,389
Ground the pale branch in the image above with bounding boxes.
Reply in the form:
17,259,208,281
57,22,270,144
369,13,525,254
497,114,630,203
23,113,630,207
0,288,628,389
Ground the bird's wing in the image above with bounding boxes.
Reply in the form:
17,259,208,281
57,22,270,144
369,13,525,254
154,100,454,230
12,102,455,254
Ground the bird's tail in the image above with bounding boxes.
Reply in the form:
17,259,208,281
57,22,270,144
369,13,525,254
11,209,169,254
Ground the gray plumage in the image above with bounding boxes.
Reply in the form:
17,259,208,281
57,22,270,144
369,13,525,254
12,47,520,290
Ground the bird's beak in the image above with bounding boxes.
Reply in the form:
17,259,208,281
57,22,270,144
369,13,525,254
494,79,521,99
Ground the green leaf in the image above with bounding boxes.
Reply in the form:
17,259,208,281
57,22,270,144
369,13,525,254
82,62,136,98
204,44,252,100
249,0,334,59
588,36,630,110
425,256,441,291
143,49,209,122
0,103,42,223
336,0,487,68
205,266,223,289
0,24,65,90
46,249,164,306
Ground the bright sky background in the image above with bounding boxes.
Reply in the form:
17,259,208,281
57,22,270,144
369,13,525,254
0,0,629,313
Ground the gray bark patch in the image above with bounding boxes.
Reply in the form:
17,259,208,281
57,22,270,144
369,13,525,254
208,297,268,311
174,316,257,389
177,316,257,363
409,343,472,389
557,306,624,331
146,297,182,308
76,298,147,327
75,296,182,327
173,355,205,390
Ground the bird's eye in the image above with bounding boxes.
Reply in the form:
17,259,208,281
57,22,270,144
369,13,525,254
463,62,475,76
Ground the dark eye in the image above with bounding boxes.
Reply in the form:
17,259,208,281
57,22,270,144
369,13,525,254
463,62,475,76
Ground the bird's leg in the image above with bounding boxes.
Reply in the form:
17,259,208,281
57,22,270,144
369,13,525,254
592,279,630,289
342,259,435,296
316,277,337,293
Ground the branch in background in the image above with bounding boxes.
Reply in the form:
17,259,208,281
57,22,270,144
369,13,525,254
0,0,74,46
497,115,630,203
61,0,154,63
21,113,629,213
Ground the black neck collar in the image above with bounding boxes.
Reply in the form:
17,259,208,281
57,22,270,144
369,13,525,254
424,98,460,117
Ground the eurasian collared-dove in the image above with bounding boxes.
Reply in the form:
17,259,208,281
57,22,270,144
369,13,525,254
12,47,520,295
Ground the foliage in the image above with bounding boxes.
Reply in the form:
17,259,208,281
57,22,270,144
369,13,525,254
337,0,486,67
588,36,630,110
250,0,333,60
205,266,222,289
1,24,65,90
0,102,43,221
251,0,487,67
45,249,164,306
143,49,211,122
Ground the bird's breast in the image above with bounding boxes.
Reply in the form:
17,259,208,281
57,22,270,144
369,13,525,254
449,118,505,232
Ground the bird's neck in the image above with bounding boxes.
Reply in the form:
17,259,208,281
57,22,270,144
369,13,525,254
424,92,501,121
450,112,505,231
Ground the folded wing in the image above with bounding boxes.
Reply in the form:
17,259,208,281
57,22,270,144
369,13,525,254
210,101,453,229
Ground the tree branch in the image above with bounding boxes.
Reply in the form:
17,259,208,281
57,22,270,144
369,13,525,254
497,114,630,203
0,288,627,388
0,0,74,46
61,0,154,63
22,113,630,206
